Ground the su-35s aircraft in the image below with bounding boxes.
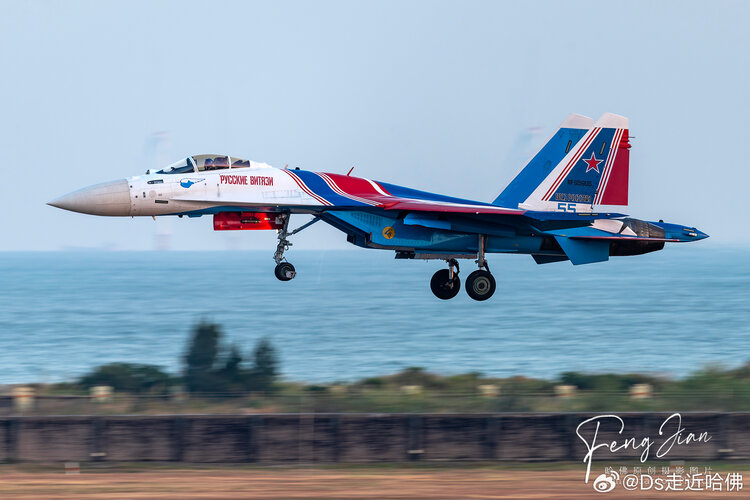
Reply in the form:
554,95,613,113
49,113,707,301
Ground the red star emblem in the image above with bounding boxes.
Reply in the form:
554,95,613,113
583,152,603,173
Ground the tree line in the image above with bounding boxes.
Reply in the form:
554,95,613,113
77,321,278,395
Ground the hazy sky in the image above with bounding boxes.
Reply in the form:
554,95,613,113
1,0,748,251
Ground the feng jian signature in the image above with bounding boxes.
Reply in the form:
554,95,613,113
576,413,711,483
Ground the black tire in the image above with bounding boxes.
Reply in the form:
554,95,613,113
274,262,296,281
430,269,461,300
465,270,496,301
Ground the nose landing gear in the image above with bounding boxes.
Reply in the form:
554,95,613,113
430,259,461,300
273,215,295,281
274,261,296,281
272,214,320,282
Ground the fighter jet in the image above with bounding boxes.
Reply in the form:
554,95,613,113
49,113,707,301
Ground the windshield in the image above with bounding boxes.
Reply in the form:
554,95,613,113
153,155,254,175
156,158,195,174
194,154,230,171
232,158,251,168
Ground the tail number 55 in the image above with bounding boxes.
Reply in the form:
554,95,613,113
558,202,577,213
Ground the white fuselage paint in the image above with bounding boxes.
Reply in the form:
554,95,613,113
128,165,324,217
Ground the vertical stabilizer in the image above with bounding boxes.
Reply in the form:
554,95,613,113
518,113,630,213
492,113,593,208
595,118,630,207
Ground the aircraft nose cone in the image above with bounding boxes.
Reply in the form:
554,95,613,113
48,179,132,216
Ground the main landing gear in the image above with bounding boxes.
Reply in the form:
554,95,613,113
430,259,461,300
429,235,496,301
273,214,320,281
465,268,495,301
465,235,496,301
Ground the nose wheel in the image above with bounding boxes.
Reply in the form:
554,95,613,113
272,214,320,282
273,215,295,281
274,261,296,281
430,259,461,300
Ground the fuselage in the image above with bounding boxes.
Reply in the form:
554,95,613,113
48,157,707,261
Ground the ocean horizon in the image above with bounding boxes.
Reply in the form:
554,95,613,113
0,244,747,385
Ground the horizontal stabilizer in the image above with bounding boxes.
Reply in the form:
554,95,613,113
544,220,681,243
553,235,610,265
524,210,626,221
569,234,679,242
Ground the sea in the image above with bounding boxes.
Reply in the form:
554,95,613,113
0,245,748,385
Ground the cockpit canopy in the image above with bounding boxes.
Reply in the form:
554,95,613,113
149,155,255,175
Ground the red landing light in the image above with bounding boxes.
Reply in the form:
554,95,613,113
213,212,284,230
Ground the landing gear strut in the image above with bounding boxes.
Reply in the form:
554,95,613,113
465,235,496,301
430,258,461,300
273,214,320,281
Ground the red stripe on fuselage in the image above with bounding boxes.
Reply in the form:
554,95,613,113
318,173,380,206
322,173,386,202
